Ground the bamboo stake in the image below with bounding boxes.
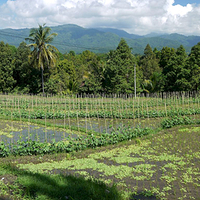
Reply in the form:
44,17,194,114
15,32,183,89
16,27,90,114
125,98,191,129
133,98,135,128
110,97,114,132
147,100,149,122
45,113,47,142
157,95,159,118
193,96,195,119
97,99,101,133
85,98,88,134
137,97,140,123
53,108,55,141
63,99,66,140
28,105,30,141
11,111,13,151
142,100,143,118
105,98,107,133
77,111,80,133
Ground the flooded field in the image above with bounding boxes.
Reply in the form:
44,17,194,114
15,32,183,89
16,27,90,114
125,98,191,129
0,117,161,143
0,120,76,143
0,94,200,199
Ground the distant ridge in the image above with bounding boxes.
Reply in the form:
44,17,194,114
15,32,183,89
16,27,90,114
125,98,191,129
95,28,142,39
0,24,200,54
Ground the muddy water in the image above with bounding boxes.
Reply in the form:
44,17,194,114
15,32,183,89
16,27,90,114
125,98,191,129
0,118,161,143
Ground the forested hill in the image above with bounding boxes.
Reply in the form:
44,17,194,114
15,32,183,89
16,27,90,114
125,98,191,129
0,24,200,54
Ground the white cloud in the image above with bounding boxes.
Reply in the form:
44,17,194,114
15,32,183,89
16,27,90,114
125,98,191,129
0,0,199,35
167,4,193,17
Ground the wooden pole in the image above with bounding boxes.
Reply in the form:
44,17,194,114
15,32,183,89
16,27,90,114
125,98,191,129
134,64,136,99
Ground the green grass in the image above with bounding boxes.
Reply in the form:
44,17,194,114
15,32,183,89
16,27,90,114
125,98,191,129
1,124,200,200
0,164,122,200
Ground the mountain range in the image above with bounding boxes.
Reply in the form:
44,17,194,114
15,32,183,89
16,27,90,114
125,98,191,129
0,24,200,54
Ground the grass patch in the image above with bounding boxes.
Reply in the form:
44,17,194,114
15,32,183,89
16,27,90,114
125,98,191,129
1,124,200,199
0,164,122,200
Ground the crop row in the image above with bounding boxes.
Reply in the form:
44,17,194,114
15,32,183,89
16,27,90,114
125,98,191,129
0,126,152,157
1,104,199,113
1,97,199,110
0,116,195,157
0,107,199,120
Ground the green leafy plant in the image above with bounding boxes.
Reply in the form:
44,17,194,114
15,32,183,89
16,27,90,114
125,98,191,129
161,116,194,129
0,142,10,157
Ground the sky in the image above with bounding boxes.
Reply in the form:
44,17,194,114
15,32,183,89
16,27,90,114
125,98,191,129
0,0,200,35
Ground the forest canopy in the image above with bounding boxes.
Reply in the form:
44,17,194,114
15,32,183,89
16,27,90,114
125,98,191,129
0,29,200,95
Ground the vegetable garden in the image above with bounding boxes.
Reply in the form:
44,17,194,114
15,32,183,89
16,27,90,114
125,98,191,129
0,92,200,199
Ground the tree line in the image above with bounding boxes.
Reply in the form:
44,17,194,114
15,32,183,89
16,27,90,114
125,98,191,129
0,24,200,95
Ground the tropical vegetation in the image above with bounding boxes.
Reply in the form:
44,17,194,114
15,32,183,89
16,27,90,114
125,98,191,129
0,24,200,200
1,24,200,95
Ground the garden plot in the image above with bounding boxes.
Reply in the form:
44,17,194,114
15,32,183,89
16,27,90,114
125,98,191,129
0,120,78,143
47,117,161,133
18,125,200,200
0,116,161,144
1,94,200,199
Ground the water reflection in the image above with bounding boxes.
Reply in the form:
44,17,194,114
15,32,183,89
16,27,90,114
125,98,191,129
0,117,160,143
0,120,76,143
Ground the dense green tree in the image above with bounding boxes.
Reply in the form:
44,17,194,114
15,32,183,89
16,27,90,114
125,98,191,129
65,51,88,90
2,36,200,95
186,42,200,91
46,59,77,94
104,38,137,93
78,50,105,93
142,72,164,93
140,44,161,81
163,45,190,91
25,24,58,95
159,47,176,69
153,47,161,60
173,45,190,91
0,41,16,93
13,42,41,93
144,44,154,58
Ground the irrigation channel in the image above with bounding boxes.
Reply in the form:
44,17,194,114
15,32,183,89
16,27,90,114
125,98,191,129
0,92,200,145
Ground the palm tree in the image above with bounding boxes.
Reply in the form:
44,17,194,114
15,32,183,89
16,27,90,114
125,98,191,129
25,24,58,95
